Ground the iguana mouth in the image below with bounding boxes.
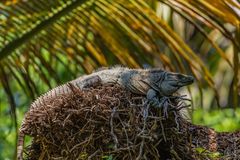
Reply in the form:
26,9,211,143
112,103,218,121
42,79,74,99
178,76,194,86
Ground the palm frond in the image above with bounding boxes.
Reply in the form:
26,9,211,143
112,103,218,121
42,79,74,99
0,0,239,113
157,0,239,107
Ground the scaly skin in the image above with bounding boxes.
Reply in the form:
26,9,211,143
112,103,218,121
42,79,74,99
17,67,194,160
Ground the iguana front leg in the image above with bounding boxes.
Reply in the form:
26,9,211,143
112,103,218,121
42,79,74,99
146,89,170,117
146,89,160,107
81,75,101,89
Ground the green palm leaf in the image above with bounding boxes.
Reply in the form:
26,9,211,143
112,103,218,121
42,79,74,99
0,0,239,118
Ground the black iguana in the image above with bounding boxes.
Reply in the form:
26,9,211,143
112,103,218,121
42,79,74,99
17,67,194,160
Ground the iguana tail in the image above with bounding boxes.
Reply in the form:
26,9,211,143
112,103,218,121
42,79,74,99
17,131,25,160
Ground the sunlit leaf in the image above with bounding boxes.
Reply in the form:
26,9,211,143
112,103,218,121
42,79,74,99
0,0,239,123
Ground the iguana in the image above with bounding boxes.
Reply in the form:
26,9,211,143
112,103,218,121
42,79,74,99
17,67,194,160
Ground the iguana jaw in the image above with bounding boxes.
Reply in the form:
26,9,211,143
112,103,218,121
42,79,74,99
176,75,194,87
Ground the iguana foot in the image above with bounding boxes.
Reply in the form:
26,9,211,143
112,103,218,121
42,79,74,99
146,89,189,119
159,96,170,118
146,89,168,116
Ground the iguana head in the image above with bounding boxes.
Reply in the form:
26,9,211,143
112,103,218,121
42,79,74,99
153,71,194,96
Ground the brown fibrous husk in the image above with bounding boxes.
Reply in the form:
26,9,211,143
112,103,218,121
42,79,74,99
20,85,240,160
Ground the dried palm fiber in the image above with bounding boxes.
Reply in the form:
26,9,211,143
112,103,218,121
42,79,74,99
19,84,240,160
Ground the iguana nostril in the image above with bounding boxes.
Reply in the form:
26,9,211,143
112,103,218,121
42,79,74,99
188,76,194,83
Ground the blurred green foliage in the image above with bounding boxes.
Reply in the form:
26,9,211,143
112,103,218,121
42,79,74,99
0,102,31,159
0,83,29,159
0,89,15,160
193,108,240,132
195,147,222,159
